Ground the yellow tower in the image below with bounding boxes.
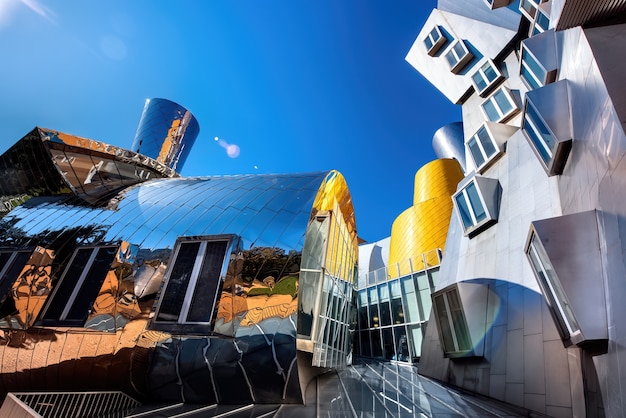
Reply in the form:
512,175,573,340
388,159,464,278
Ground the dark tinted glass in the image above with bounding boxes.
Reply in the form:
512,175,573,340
156,242,200,322
187,240,228,323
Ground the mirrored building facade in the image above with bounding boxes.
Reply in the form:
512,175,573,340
0,105,358,406
408,0,626,416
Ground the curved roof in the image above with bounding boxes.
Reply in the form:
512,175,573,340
0,171,342,253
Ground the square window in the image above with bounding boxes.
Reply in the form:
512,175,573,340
519,0,540,20
453,176,500,237
520,44,556,90
423,26,447,56
471,60,503,97
151,235,236,333
467,125,499,171
444,40,473,74
480,87,519,123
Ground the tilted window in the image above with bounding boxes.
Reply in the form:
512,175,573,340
39,245,119,327
444,40,473,74
519,0,541,20
467,125,499,171
532,9,550,36
480,87,520,123
151,235,236,333
526,232,580,340
453,175,500,237
433,288,471,355
520,45,555,90
423,26,447,56
471,60,503,97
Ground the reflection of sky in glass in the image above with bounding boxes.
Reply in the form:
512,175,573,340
1,172,330,254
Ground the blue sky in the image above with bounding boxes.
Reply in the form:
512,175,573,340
0,0,459,242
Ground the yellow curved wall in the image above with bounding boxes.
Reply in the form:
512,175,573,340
388,159,464,278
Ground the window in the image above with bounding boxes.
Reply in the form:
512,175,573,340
519,0,540,20
520,45,555,90
467,125,499,171
526,232,580,340
471,60,503,97
39,245,119,326
453,176,500,237
444,40,473,74
532,9,550,36
480,87,519,123
152,235,235,333
433,288,472,355
523,99,571,175
423,26,447,56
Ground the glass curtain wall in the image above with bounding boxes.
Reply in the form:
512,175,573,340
355,266,439,363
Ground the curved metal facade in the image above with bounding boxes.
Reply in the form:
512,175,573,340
388,159,463,277
131,98,200,172
0,129,358,405
432,122,467,173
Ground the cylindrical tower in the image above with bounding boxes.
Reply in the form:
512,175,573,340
131,98,200,171
432,122,466,173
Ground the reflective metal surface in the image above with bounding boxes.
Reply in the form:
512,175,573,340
431,122,467,173
131,98,200,171
0,121,358,406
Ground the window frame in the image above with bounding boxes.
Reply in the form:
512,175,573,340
471,60,504,97
423,26,447,56
531,8,550,36
520,44,555,90
480,87,520,123
432,287,472,357
444,40,473,74
38,244,120,327
522,99,571,176
452,176,500,237
519,0,540,21
466,125,501,172
151,234,237,333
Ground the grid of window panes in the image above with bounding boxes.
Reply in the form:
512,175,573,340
423,26,446,55
467,125,499,171
532,9,550,35
454,181,488,230
433,287,472,354
312,202,358,368
355,267,439,363
444,41,472,73
481,87,518,123
520,47,546,90
523,101,556,167
471,60,502,96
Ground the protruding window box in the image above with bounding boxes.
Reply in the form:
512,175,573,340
445,40,474,74
452,174,501,238
467,122,516,173
424,26,447,56
522,80,572,176
480,87,520,123
525,211,608,351
432,282,490,358
471,60,504,97
520,30,557,90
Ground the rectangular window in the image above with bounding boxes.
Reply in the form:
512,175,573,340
519,0,539,20
471,60,503,97
433,288,472,355
526,233,580,339
480,87,519,122
520,46,548,90
532,9,550,35
423,26,447,56
454,182,487,230
523,101,555,166
444,40,473,74
152,236,234,332
40,245,118,326
467,125,499,171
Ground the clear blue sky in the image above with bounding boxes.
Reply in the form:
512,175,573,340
0,0,459,243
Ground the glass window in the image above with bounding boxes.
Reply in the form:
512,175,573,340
467,125,499,171
378,284,391,326
523,101,557,166
444,40,473,74
454,181,487,230
401,276,420,323
526,233,580,339
433,287,472,355
520,46,547,90
481,87,519,123
423,26,447,55
471,60,502,96
519,0,539,20
40,245,118,326
152,235,233,332
532,9,550,35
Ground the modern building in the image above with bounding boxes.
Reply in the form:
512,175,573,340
355,156,464,364
0,99,358,409
407,0,626,416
